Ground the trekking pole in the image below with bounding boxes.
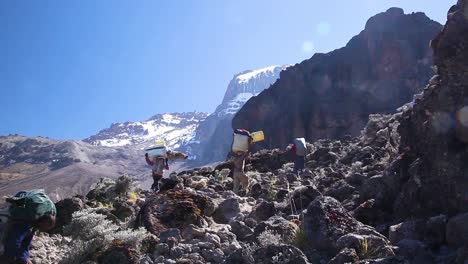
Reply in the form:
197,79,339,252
287,182,298,216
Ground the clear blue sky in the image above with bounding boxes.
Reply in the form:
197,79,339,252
0,0,449,140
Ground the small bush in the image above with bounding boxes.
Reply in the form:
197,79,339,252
258,229,282,247
114,175,134,197
361,237,369,258
289,225,309,251
127,191,139,204
59,208,152,264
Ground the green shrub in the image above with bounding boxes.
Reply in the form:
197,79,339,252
289,225,309,251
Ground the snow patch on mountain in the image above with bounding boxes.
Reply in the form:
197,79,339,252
221,92,256,115
236,65,283,84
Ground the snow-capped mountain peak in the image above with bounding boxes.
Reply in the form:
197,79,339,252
184,65,290,164
219,65,290,116
84,112,209,152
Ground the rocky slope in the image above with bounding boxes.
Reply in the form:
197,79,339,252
84,112,208,155
233,8,443,150
186,65,289,164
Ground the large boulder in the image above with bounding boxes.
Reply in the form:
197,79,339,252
53,197,85,233
136,190,214,235
213,198,241,224
229,219,254,241
328,248,359,264
388,215,447,247
291,185,322,211
446,213,468,248
304,196,361,252
249,201,276,222
304,196,393,257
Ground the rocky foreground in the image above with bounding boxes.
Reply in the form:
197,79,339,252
27,1,468,264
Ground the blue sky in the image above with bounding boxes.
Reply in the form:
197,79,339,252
0,0,450,140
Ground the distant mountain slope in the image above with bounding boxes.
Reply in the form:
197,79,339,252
84,112,208,154
233,8,443,149
0,135,147,200
186,65,289,164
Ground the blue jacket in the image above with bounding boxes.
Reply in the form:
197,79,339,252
2,222,34,262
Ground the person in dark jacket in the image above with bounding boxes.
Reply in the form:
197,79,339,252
1,215,55,264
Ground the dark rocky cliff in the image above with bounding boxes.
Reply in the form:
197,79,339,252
395,0,468,220
233,8,442,149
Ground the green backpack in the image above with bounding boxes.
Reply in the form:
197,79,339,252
6,190,56,222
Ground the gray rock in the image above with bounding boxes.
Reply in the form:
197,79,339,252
396,239,426,261
181,224,206,240
250,201,276,222
304,196,360,252
388,215,448,248
253,244,310,264
203,233,221,247
244,218,258,228
201,248,225,263
229,219,254,241
221,241,242,256
160,228,182,243
328,248,359,264
198,242,216,250
155,243,170,256
213,198,241,224
291,185,322,212
139,255,154,264
306,196,393,257
446,213,468,248
217,230,237,243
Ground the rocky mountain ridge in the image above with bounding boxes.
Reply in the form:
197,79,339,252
233,7,443,150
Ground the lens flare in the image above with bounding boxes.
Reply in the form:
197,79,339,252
316,22,331,36
456,106,468,127
302,41,315,54
432,111,454,134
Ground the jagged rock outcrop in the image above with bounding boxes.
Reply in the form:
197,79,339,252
233,8,442,150
395,0,468,220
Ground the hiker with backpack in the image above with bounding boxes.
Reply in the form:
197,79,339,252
230,129,254,195
145,148,188,192
0,190,56,264
288,138,308,176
